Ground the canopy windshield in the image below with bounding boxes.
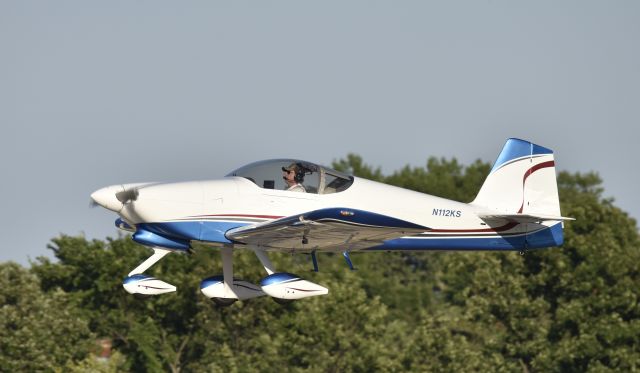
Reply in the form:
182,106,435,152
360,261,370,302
226,159,354,194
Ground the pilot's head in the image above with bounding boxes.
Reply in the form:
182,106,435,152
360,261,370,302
282,163,304,185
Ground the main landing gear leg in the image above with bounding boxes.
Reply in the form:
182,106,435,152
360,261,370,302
219,246,237,305
200,246,264,306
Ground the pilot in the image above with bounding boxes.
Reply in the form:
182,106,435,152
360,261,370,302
282,163,307,193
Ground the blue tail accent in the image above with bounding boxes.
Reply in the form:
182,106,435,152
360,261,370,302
491,138,553,173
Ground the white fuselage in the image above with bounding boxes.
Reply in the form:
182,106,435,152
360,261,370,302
119,176,483,231
98,175,558,252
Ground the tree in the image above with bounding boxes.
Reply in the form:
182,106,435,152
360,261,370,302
332,153,384,182
32,236,212,372
0,262,94,371
32,237,408,372
417,171,640,371
333,155,640,371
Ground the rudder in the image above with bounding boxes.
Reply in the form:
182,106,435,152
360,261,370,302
472,138,561,217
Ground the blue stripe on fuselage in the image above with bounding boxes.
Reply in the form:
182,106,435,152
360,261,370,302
135,220,563,252
368,222,563,251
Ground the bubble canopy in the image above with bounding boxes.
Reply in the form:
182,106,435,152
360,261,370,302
226,159,354,194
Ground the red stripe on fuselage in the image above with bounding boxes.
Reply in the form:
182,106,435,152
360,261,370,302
189,213,284,219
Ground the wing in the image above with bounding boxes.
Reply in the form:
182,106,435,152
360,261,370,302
225,208,427,252
478,212,575,225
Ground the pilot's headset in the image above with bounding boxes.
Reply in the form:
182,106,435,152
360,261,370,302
294,163,305,183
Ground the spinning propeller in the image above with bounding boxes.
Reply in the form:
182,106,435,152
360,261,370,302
115,188,139,204
90,183,153,211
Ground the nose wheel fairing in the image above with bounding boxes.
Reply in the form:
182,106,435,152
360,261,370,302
122,248,178,296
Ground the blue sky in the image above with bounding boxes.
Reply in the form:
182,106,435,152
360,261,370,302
2,1,639,264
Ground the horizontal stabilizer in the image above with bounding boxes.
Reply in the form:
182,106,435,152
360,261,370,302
478,213,575,224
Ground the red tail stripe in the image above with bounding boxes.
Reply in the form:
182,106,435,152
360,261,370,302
517,160,555,213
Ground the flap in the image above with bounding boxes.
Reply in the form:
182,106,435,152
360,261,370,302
225,208,427,251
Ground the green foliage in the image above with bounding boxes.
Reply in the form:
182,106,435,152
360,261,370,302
189,269,406,372
0,262,94,372
65,351,128,373
385,158,490,202
332,153,384,182
2,155,638,371
332,154,490,202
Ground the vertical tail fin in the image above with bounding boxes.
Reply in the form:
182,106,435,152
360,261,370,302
472,138,561,217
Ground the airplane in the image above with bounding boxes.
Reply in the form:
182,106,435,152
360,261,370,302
91,138,573,306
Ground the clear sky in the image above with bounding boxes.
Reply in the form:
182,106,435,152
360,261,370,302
2,1,639,265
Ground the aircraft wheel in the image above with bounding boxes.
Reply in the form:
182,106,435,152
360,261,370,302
272,297,294,305
211,297,237,307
